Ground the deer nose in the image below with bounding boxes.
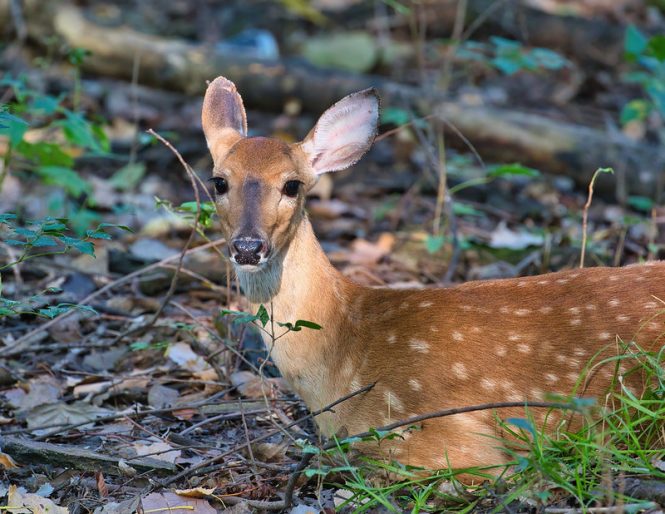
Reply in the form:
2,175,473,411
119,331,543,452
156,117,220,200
231,237,267,265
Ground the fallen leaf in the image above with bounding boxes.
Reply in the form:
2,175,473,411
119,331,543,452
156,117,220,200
230,371,284,398
7,484,68,514
148,384,180,409
16,377,61,413
166,342,209,373
141,492,216,514
96,471,109,497
0,452,18,469
173,487,216,498
133,440,181,464
489,222,544,250
26,401,112,432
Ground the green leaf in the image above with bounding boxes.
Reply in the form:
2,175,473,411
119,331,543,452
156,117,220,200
60,236,95,256
5,239,27,246
110,162,146,191
620,99,650,124
31,235,57,247
453,203,483,217
425,234,445,254
14,227,36,237
85,230,112,240
487,163,540,178
256,304,270,327
277,319,323,332
0,213,17,225
381,107,410,126
42,221,67,232
491,56,523,75
506,417,537,440
647,35,665,61
627,195,654,212
625,25,648,58
29,94,61,115
36,166,91,197
57,111,109,154
17,141,74,168
294,319,322,330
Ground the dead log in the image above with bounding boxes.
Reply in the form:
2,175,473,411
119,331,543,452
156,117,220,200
416,0,632,67
2,0,664,199
1,435,175,475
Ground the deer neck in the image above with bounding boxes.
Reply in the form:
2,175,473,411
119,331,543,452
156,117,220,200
235,217,354,414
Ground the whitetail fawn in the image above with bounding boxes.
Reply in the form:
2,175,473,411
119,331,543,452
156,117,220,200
202,76,665,472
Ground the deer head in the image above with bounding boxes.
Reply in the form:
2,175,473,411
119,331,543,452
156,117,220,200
201,77,379,301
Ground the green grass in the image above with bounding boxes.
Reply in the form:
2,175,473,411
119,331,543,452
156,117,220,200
305,341,665,513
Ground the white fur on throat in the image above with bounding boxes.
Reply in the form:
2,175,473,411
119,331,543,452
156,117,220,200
235,252,285,305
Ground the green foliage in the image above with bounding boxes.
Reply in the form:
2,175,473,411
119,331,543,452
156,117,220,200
0,215,130,319
0,75,112,232
155,198,218,230
221,305,322,333
458,38,569,75
622,26,665,125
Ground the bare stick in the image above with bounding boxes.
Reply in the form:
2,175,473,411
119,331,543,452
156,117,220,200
580,168,613,268
161,382,376,487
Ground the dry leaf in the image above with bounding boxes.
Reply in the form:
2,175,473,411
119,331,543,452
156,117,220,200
166,342,209,372
96,471,109,497
141,492,216,514
7,484,69,514
173,487,216,498
133,440,181,464
0,452,18,469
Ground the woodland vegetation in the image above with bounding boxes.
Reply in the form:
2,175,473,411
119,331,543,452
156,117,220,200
0,0,664,512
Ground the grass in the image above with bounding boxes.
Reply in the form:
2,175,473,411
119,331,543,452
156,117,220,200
304,340,665,513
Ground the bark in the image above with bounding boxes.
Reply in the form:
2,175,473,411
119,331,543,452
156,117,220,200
2,0,664,199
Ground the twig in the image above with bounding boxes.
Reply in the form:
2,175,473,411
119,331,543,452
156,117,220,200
161,382,376,487
2,396,230,439
580,168,614,268
106,129,203,345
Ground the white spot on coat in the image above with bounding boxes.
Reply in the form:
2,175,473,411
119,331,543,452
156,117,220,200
409,338,430,353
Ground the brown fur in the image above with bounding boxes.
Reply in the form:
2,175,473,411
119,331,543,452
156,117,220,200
202,77,665,473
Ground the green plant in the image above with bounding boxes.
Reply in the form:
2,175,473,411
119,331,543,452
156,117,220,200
458,37,570,75
621,26,665,130
0,76,110,231
0,214,130,318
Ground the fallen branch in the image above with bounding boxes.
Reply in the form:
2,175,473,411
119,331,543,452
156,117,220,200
0,435,175,475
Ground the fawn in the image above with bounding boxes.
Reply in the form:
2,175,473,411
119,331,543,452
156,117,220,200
202,76,665,472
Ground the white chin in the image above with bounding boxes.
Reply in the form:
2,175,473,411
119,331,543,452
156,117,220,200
235,263,263,272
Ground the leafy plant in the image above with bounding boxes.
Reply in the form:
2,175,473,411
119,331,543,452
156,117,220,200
458,37,570,75
621,26,665,128
0,214,130,318
0,76,111,231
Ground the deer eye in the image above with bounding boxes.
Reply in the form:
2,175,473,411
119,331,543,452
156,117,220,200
209,177,228,195
282,180,301,198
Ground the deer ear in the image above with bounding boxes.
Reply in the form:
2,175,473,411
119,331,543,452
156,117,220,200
201,76,247,160
300,88,379,175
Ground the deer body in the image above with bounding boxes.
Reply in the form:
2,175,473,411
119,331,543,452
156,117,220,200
202,77,665,471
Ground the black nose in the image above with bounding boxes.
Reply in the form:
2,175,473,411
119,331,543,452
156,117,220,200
231,238,265,265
